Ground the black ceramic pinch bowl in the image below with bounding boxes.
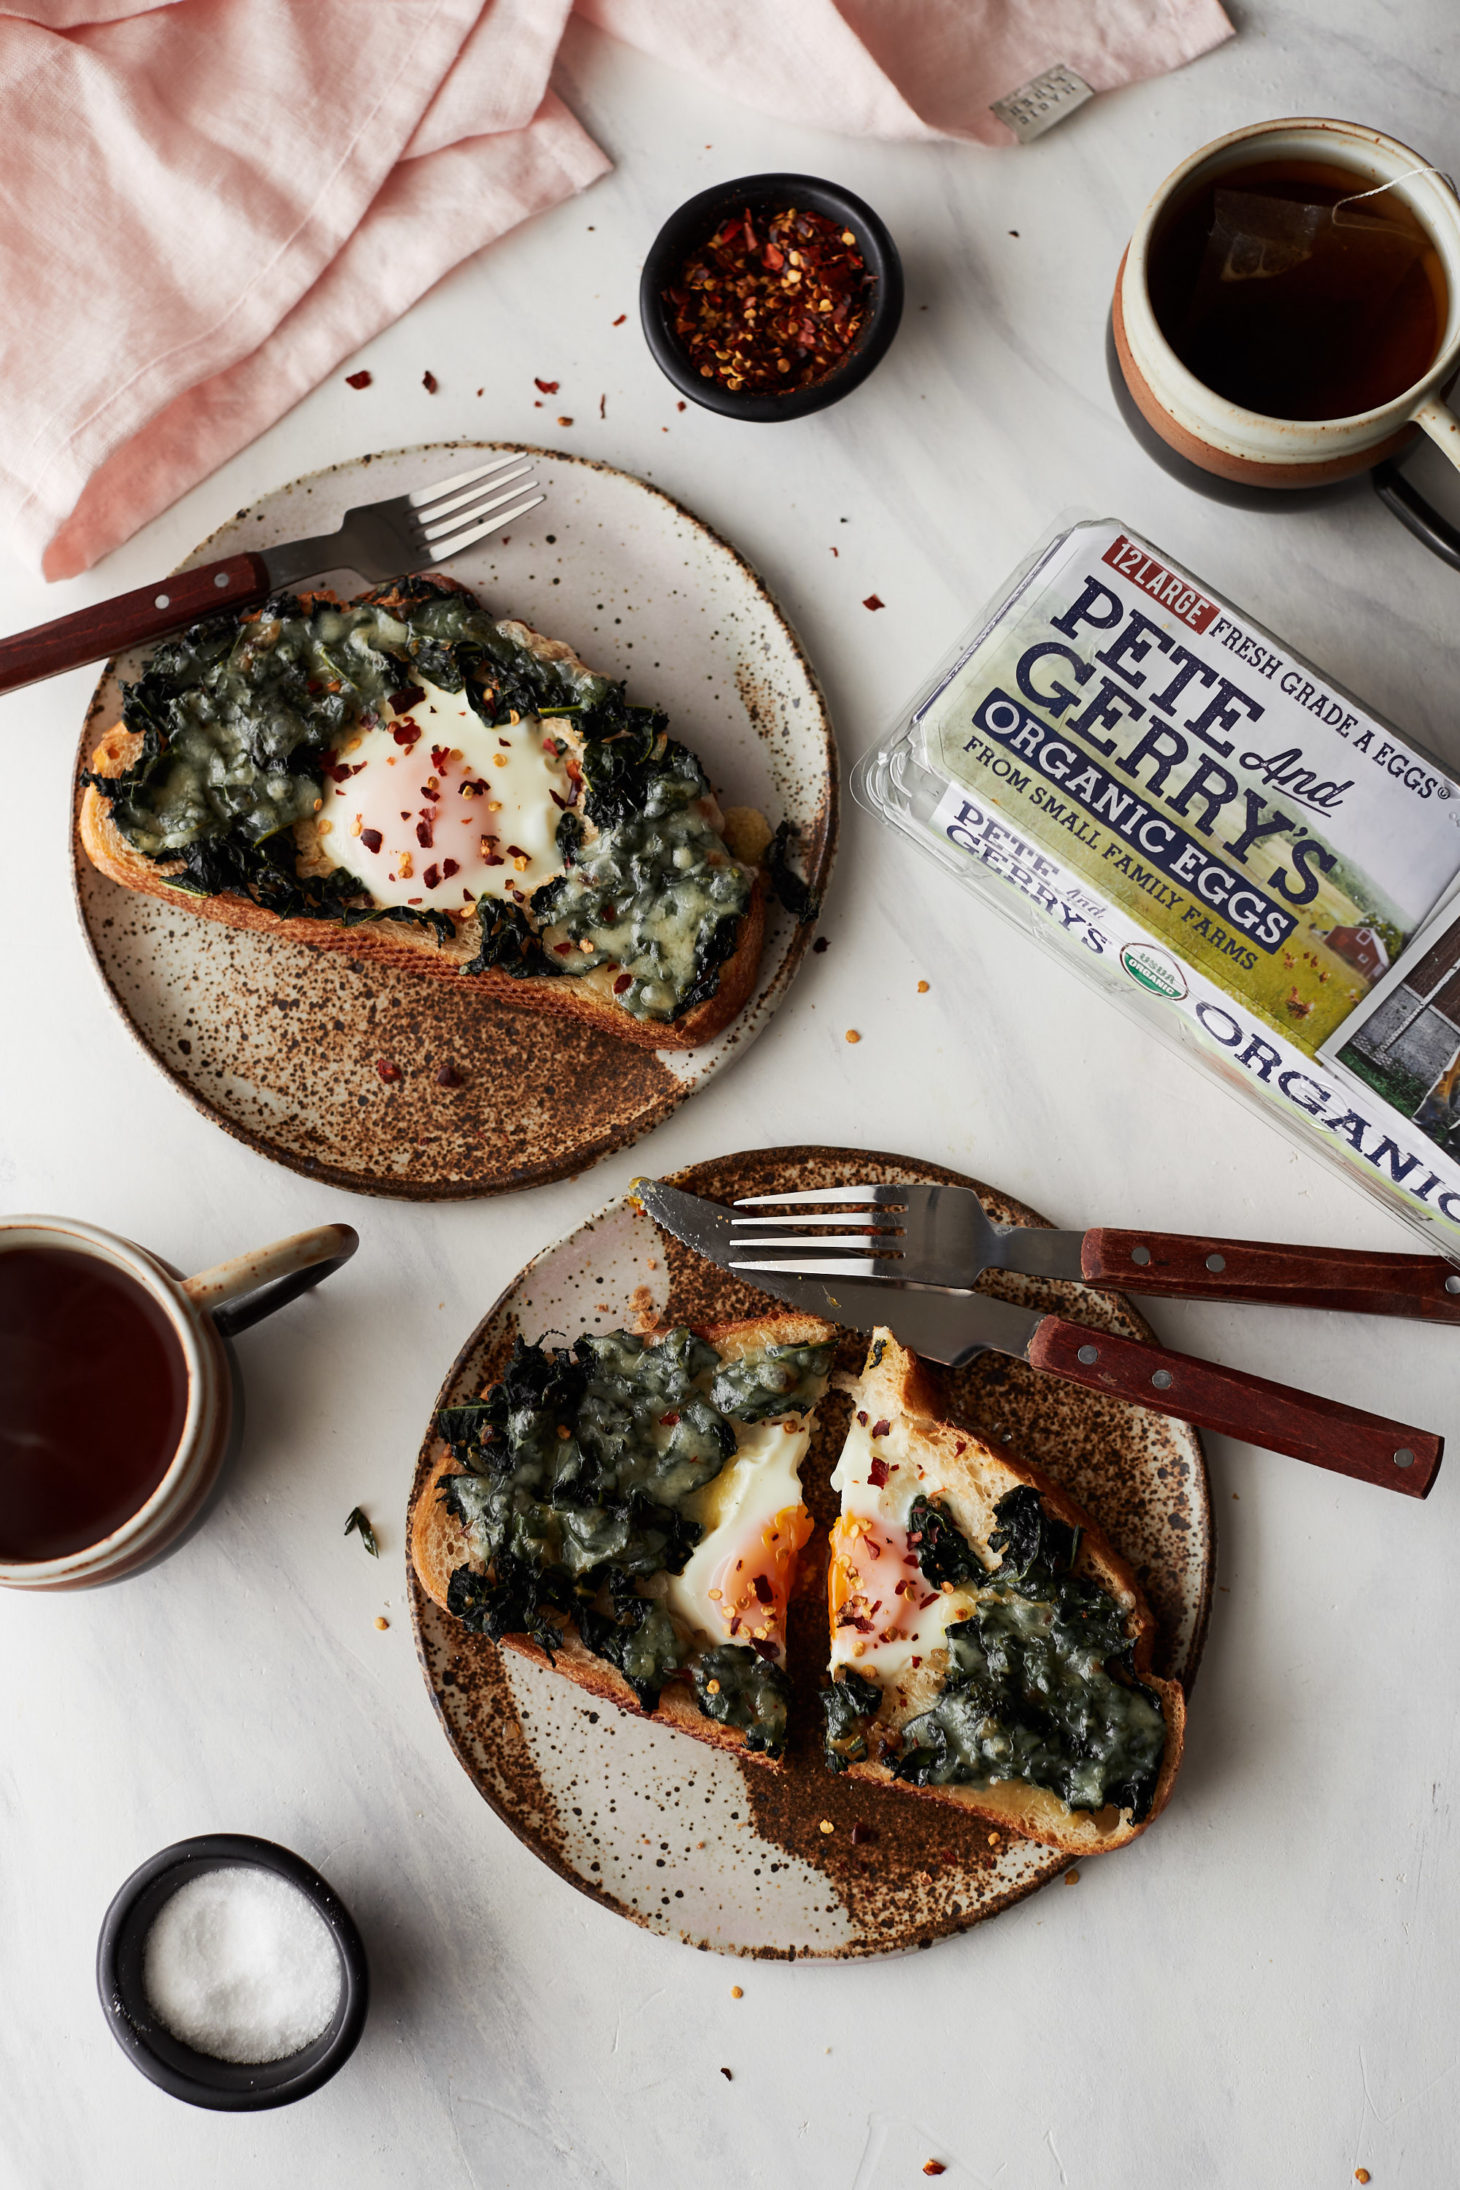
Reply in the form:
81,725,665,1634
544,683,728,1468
640,171,904,421
97,1832,369,2111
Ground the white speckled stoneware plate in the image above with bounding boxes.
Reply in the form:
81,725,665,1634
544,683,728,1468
408,1146,1212,1960
71,445,836,1199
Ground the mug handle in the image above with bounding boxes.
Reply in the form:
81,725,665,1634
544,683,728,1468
181,1222,359,1338
1373,396,1460,572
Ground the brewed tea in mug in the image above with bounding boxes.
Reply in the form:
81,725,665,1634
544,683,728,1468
1147,157,1448,421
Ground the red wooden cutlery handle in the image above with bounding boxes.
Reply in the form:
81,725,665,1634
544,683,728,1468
1028,1313,1442,1497
0,552,271,696
1082,1227,1460,1323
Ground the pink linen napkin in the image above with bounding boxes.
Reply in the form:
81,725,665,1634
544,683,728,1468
4,0,1231,583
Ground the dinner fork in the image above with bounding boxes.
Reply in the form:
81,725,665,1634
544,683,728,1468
0,450,545,697
728,1179,1460,1324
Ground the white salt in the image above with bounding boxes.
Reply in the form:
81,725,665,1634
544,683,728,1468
141,1866,341,2064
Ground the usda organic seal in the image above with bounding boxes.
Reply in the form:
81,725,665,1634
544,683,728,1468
1120,943,1187,1000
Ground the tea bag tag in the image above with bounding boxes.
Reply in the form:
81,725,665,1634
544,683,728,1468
991,64,1093,145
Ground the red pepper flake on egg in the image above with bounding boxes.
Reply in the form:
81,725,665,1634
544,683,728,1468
415,820,434,848
613,973,632,994
359,828,383,854
392,720,423,750
871,1419,891,1439
863,594,885,611
867,1456,890,1489
752,1573,773,1605
534,377,559,393
422,370,439,393
345,370,372,389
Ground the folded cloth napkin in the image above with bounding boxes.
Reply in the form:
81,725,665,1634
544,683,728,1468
5,0,1231,582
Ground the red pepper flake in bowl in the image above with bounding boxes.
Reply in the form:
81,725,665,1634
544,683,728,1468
863,594,885,611
345,369,372,389
664,204,872,396
422,370,439,393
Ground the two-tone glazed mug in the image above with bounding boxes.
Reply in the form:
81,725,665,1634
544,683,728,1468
1111,116,1460,566
0,1216,357,1590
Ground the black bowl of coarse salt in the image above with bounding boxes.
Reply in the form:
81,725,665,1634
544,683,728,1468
640,172,903,421
97,1833,369,2110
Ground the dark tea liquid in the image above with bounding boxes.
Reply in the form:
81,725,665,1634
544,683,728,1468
1148,158,1446,420
0,1245,189,1561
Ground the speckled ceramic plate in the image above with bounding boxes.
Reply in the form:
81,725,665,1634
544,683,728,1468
71,446,835,1199
407,1146,1212,1960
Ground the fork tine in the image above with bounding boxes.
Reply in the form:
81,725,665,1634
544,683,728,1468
728,1236,903,1254
415,467,534,544
733,1184,907,1207
421,492,544,565
416,461,534,528
730,1213,902,1230
730,1257,899,1278
408,452,530,511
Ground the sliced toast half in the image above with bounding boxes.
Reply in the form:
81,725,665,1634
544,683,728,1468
821,1329,1186,1853
412,1311,837,1767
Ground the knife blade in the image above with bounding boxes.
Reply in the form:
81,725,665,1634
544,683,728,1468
634,1179,1443,1498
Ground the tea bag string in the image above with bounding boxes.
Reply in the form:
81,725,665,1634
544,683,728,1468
1333,164,1453,226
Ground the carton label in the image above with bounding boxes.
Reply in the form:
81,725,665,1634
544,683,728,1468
921,521,1460,1058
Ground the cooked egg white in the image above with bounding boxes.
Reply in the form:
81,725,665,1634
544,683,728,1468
321,679,573,911
663,1415,814,1665
827,1411,985,1680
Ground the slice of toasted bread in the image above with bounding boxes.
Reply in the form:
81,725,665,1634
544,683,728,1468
412,1311,837,1767
78,603,766,1052
824,1330,1185,1853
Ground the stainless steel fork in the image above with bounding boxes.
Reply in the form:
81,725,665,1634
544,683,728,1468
0,449,545,697
728,1178,1460,1322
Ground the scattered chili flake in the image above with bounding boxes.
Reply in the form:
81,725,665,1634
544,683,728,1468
613,973,633,995
557,415,573,426
751,1637,778,1661
663,203,872,396
599,393,606,419
871,1418,891,1438
863,594,885,611
554,941,574,956
677,399,686,411
430,743,452,771
360,827,383,854
435,1063,463,1088
535,377,559,392
659,1411,681,1427
375,1059,401,1083
392,720,422,750
612,313,626,326
389,683,425,713
812,935,830,953
345,369,372,388
922,2166,947,2180
441,858,459,880
868,1456,890,1488
719,2068,732,2082
752,1573,773,1605
415,820,434,849
422,370,439,393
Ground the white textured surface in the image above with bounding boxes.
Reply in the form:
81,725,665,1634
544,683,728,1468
4,12,1460,2186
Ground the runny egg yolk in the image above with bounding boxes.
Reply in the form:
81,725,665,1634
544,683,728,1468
708,1502,812,1655
319,678,576,913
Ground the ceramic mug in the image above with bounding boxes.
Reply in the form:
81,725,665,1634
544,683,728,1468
0,1215,357,1591
1111,116,1460,564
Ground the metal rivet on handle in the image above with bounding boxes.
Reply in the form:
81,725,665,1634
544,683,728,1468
154,593,170,609
1077,1344,1098,1365
215,572,230,588
1130,1245,1150,1266
1446,1275,1460,1295
1206,1252,1226,1273
1394,1447,1416,1468
1151,1369,1174,1390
